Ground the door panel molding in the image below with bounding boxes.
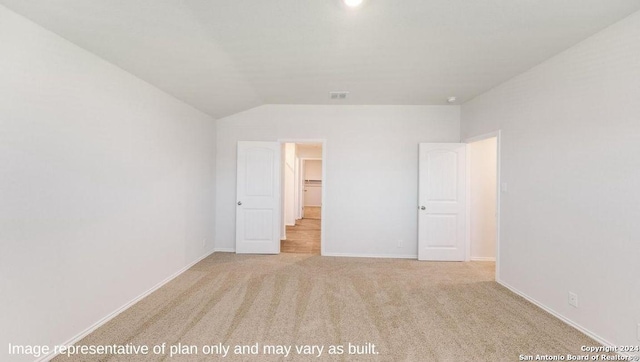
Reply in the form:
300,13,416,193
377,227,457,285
418,143,467,261
236,141,281,254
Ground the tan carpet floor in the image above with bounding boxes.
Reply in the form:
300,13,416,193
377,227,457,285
54,253,600,361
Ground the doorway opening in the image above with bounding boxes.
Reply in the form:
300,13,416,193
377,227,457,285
280,142,324,255
466,132,500,280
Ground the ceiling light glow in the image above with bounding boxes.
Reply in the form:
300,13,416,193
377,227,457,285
343,0,363,8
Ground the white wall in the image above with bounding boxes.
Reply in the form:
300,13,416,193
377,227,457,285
215,105,460,257
0,6,216,361
296,144,323,159
461,11,640,347
469,137,497,260
304,160,323,181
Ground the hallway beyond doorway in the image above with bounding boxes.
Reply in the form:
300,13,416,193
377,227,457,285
281,207,321,254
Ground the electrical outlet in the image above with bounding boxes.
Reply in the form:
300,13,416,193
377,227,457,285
397,240,403,248
202,239,207,248
568,292,578,308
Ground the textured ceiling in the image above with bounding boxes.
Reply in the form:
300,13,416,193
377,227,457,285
2,0,640,119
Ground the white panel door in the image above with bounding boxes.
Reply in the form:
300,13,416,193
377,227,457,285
304,185,322,206
418,143,467,261
236,142,281,254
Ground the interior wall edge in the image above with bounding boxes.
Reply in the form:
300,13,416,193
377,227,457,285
322,253,419,259
470,257,496,262
495,279,629,356
213,248,237,253
34,250,216,362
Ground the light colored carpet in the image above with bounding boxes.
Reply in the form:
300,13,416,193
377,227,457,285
53,253,600,361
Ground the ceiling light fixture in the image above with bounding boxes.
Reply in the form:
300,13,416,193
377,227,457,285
343,0,363,8
447,96,457,103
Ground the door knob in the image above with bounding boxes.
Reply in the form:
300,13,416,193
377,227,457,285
237,201,242,206
420,206,426,210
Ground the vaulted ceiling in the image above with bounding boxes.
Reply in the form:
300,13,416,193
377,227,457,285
2,0,640,119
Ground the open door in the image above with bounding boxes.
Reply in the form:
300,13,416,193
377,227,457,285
418,143,467,261
236,141,281,254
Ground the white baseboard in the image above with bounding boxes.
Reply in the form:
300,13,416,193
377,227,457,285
496,278,626,355
214,249,416,259
214,247,236,253
322,252,418,259
37,250,216,362
470,256,496,261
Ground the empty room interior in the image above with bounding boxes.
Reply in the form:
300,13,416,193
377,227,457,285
1,1,639,361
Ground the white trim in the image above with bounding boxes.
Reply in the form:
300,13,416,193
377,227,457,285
323,252,418,259
295,156,302,220
214,248,236,253
281,143,287,241
497,279,624,354
465,131,501,144
495,132,501,282
278,138,326,144
465,144,471,262
464,130,501,281
470,256,496,261
320,144,326,256
36,250,216,362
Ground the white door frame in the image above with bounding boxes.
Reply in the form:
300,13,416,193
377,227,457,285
464,130,501,281
296,157,302,219
278,139,327,256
